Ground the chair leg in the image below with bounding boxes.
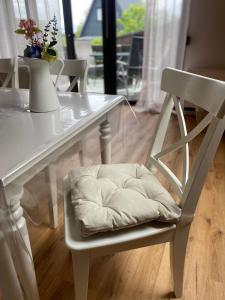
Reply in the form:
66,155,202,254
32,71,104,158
72,251,90,300
170,224,190,298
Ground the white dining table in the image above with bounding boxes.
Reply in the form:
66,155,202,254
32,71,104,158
0,88,124,300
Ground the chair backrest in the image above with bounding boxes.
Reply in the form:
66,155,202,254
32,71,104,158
0,58,19,88
92,45,103,53
50,59,88,93
121,44,131,53
146,68,225,224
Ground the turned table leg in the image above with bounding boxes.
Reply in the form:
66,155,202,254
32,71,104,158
0,231,23,300
0,183,40,300
45,164,58,228
99,119,112,164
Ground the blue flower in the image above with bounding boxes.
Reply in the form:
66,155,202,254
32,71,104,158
24,45,42,58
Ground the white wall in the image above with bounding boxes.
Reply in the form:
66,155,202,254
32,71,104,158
183,0,225,70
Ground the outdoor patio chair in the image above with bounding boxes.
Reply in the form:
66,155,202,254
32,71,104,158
63,67,225,299
117,36,143,97
75,39,103,81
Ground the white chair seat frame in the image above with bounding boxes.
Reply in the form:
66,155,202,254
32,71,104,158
64,68,225,299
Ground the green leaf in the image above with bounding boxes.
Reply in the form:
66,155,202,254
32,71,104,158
15,29,26,34
49,41,57,47
32,28,42,33
47,48,56,56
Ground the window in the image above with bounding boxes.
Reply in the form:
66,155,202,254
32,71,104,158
96,8,102,22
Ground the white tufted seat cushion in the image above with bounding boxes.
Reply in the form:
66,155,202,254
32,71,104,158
69,164,181,237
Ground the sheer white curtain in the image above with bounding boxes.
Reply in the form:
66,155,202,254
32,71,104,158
136,0,191,112
0,0,62,58
0,0,18,57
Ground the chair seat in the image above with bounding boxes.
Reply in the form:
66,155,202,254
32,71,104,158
68,164,181,237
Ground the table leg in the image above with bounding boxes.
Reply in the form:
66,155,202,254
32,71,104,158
45,164,58,228
0,183,40,300
0,231,23,300
99,120,112,164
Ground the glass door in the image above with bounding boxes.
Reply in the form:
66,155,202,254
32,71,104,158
71,0,105,93
116,0,146,102
62,0,146,98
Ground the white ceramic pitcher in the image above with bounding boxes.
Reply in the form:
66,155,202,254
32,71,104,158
24,58,61,113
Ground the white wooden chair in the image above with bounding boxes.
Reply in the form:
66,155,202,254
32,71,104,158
63,67,225,299
0,58,18,88
50,59,87,93
46,59,88,228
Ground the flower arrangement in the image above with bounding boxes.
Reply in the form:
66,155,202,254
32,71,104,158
15,16,58,63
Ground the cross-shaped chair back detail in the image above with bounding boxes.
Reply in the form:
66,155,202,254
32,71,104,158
50,59,88,93
146,67,225,224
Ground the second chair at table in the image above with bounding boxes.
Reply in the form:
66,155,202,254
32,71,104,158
50,59,87,92
45,59,88,228
0,58,18,88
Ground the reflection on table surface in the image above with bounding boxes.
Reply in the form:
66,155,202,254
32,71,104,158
0,88,123,182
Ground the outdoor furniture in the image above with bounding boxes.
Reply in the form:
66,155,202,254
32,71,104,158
64,68,225,300
75,40,103,79
117,36,143,96
0,88,124,300
92,51,130,60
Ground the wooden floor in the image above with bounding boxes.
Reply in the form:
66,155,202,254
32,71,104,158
21,106,225,299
